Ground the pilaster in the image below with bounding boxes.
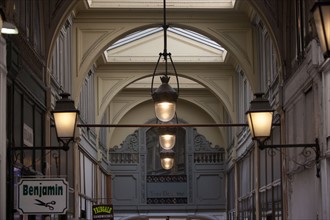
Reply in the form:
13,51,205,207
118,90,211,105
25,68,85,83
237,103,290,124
0,34,7,220
320,58,330,220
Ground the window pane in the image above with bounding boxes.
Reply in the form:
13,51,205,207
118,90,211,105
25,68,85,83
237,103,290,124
34,109,43,172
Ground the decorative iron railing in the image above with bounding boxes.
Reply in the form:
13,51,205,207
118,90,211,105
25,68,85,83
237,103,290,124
108,153,139,164
147,175,187,204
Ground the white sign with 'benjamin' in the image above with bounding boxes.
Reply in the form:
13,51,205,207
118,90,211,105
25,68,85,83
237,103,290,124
17,178,69,214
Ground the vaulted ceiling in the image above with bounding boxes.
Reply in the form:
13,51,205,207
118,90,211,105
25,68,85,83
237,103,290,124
51,0,277,147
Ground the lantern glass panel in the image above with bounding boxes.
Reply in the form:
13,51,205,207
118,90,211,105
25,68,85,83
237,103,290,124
159,134,176,150
155,101,176,122
161,157,174,170
53,112,77,138
247,111,273,138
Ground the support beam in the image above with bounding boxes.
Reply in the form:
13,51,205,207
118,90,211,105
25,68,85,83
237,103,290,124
76,123,251,128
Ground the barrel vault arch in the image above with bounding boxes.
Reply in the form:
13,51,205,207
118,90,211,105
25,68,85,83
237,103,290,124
70,8,260,112
96,65,236,125
106,95,227,149
45,0,283,118
46,0,284,151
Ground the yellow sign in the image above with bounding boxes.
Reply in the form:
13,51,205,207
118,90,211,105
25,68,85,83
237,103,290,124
92,204,114,220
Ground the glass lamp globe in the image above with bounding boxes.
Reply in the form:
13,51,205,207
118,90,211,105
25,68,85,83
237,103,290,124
159,133,176,150
155,101,176,122
160,150,175,170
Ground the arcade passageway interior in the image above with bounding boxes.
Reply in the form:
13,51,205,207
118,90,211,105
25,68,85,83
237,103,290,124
1,0,330,219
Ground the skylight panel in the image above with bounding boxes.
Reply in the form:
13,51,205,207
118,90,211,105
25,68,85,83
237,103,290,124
105,27,227,63
107,28,162,51
88,0,236,9
107,27,225,52
169,27,225,51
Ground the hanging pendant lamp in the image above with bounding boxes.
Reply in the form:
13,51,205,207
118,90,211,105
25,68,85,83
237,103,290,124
150,0,179,123
158,127,176,150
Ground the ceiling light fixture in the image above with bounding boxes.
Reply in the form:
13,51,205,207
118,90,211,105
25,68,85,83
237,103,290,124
160,150,175,170
1,21,18,34
150,0,179,123
158,127,176,150
51,93,80,151
312,1,330,59
0,9,19,35
246,93,321,177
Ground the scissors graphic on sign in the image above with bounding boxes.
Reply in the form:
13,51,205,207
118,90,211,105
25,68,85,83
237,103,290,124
34,199,56,210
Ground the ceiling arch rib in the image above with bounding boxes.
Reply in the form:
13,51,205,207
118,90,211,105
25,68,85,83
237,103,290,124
96,64,237,125
72,4,259,128
107,93,227,148
108,77,228,127
96,27,237,125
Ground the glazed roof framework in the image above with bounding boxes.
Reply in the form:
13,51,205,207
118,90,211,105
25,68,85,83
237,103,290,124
87,0,236,9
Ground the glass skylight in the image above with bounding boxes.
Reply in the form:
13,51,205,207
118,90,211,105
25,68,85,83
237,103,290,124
107,27,226,53
88,0,236,9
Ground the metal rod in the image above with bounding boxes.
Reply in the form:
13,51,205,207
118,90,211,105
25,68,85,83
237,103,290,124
259,138,320,177
9,146,67,151
169,54,179,95
163,0,168,77
259,143,318,149
163,0,167,54
48,123,280,128
150,54,162,93
77,123,250,128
